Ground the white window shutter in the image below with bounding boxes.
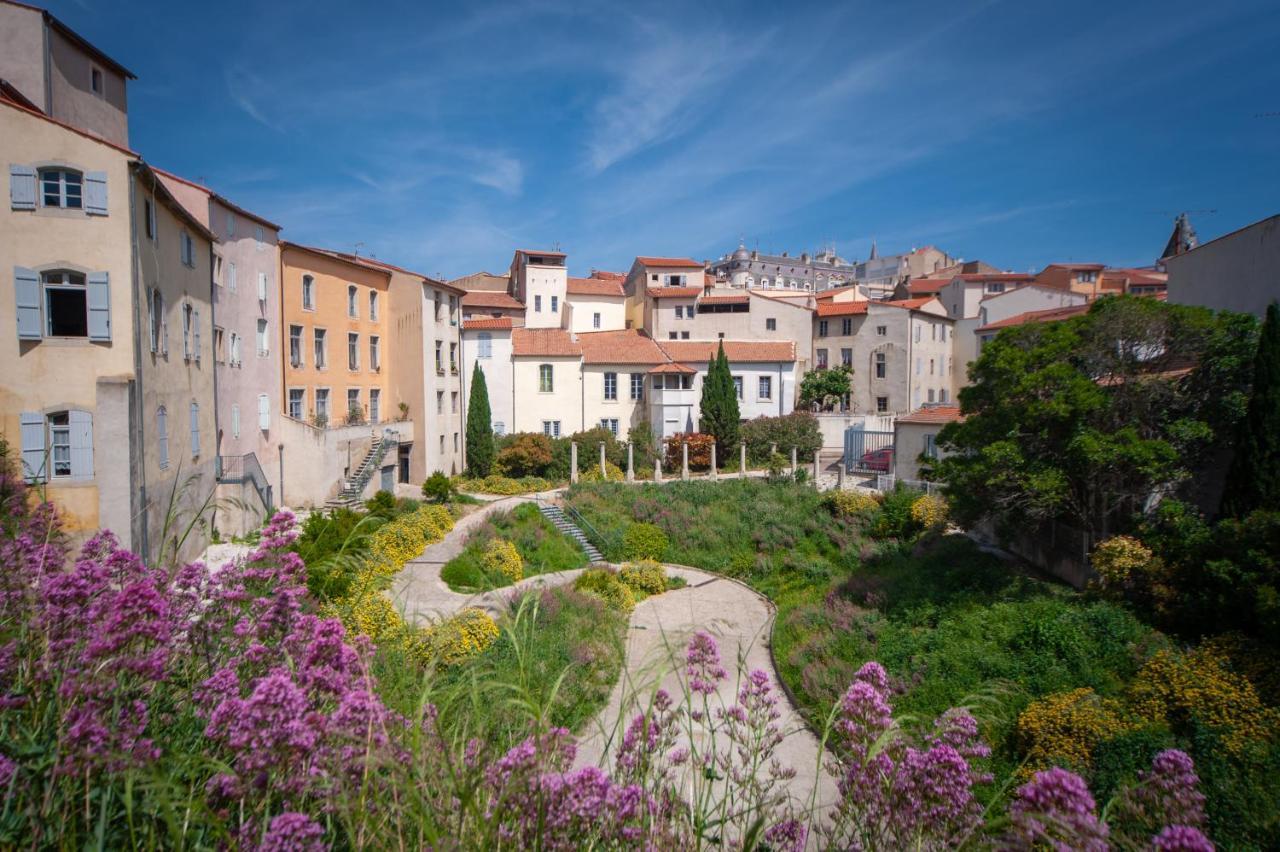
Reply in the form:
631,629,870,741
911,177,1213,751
84,171,108,216
157,407,168,469
14,266,41,340
257,271,267,301
231,404,240,438
193,309,201,362
160,307,168,355
228,262,237,292
9,165,36,210
19,412,46,482
69,410,93,478
258,393,269,430
148,290,157,352
86,271,110,341
189,402,200,455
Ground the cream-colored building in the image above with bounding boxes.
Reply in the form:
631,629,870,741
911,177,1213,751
461,317,515,437
509,328,584,435
936,272,1037,319
578,329,667,439
893,406,962,483
510,249,567,329
1166,214,1280,319
565,276,626,332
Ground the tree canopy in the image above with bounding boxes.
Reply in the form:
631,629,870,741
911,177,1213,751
933,296,1257,540
799,365,852,411
699,342,740,454
465,362,495,476
1222,302,1280,517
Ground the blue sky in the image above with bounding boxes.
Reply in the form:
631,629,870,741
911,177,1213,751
50,0,1280,279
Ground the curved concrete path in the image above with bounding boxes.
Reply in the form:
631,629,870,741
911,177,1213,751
389,494,837,818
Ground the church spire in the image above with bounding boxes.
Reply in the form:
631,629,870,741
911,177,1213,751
1157,213,1198,270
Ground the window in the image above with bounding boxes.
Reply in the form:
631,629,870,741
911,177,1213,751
434,291,442,321
913,324,921,343
257,319,269,356
189,402,201,456
40,168,82,209
478,332,492,359
929,358,935,375
539,364,554,393
258,394,269,430
680,331,690,339
630,373,644,401
288,389,304,419
91,67,103,95
435,340,443,373
302,275,314,309
289,325,303,367
226,211,236,238
758,376,772,400
42,270,87,337
231,404,240,438
315,389,330,422
156,406,168,469
841,318,852,335
874,352,886,379
876,396,889,413
669,332,677,340
664,274,686,286
675,305,683,320
604,372,617,400
144,199,156,239
924,433,938,459
915,357,922,375
257,271,267,301
181,302,193,358
370,389,381,423
985,282,1005,294
841,348,852,368
229,332,241,366
593,312,601,329
454,432,459,452
348,285,358,318
436,391,444,414
927,389,936,403
449,342,458,373
732,376,743,399
348,332,359,370
551,295,559,313
1079,271,1097,283
255,225,264,248
347,389,361,420
214,327,225,363
228,262,237,292
816,348,828,369
766,318,776,331
493,421,506,436
542,420,561,437
534,295,542,312
940,388,949,403
48,412,71,476
19,410,92,482
600,418,619,436
369,291,378,320
370,335,380,371
314,328,327,369
818,320,829,337
451,392,458,413
876,325,887,336
180,231,195,268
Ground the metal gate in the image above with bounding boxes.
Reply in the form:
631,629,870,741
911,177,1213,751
844,427,895,474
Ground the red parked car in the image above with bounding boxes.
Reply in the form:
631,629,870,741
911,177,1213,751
859,447,894,472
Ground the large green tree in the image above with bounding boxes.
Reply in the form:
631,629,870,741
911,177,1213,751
934,296,1256,540
798,365,852,410
465,362,495,476
1222,302,1280,516
699,342,740,455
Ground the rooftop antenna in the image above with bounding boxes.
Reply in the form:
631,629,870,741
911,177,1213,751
353,241,365,257
553,240,561,252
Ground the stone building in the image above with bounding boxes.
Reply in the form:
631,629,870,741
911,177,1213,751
708,243,856,292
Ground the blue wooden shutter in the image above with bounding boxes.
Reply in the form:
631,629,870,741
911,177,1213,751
19,412,46,482
147,289,157,352
189,402,200,456
193,309,201,362
69,410,93,478
84,171,108,215
87,271,110,340
9,165,36,210
182,304,190,358
14,266,41,339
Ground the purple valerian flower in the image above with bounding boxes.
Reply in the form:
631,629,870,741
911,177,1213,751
686,631,727,695
1108,749,1209,848
764,818,808,852
1006,766,1108,852
205,670,320,798
256,811,326,852
0,753,16,792
1152,825,1215,851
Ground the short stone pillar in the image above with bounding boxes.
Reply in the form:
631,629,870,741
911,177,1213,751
770,442,777,457
626,442,634,482
655,453,663,483
814,449,822,485
740,442,747,478
599,442,607,477
790,447,798,475
837,462,846,489
681,442,689,480
710,444,718,480
570,442,579,484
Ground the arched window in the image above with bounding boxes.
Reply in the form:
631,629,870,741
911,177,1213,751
347,284,358,318
157,406,169,469
302,275,315,310
368,290,378,320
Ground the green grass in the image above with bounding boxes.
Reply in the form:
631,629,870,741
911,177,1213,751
440,503,588,591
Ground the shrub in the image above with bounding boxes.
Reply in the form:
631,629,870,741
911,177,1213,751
619,559,667,597
459,474,553,495
824,489,879,518
482,539,524,583
496,433,555,478
872,485,924,538
665,432,716,470
910,494,949,530
741,412,823,464
580,460,624,482
1017,687,1131,775
422,471,452,502
623,522,668,561
573,568,636,613
414,607,500,667
365,489,397,517
766,451,789,477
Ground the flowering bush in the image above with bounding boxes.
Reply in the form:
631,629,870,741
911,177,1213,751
909,493,949,529
622,522,668,561
495,433,555,478
573,568,636,613
368,504,453,570
414,607,499,667
664,432,716,470
1017,687,1131,774
580,460,625,482
823,488,879,518
457,474,553,495
482,538,524,583
619,559,667,597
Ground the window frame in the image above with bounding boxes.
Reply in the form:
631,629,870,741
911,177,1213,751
538,363,554,393
302,275,315,311
603,371,617,401
39,168,83,209
41,269,89,338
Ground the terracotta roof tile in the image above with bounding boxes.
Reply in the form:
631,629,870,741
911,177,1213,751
953,272,1036,282
636,256,703,268
896,406,964,424
815,301,869,317
590,269,625,280
977,304,1090,333
511,328,581,357
647,287,702,299
649,362,697,374
657,340,795,363
566,276,625,297
882,297,940,311
698,294,750,305
577,329,667,365
907,278,951,295
462,291,525,310
463,317,514,330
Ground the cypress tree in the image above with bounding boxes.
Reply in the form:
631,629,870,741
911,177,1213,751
1223,301,1280,516
699,342,740,455
466,362,495,477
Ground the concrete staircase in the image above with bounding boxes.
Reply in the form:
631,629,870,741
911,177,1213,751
538,503,604,563
324,436,389,509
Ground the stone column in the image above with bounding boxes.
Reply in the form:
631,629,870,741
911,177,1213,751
790,447,797,475
740,442,747,478
599,442,607,477
770,442,777,457
655,453,663,483
710,443,718,480
814,449,822,485
682,442,689,480
626,442,634,482
570,442,579,484
837,461,846,489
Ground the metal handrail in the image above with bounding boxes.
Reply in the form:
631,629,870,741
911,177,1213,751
558,499,617,556
216,452,273,512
